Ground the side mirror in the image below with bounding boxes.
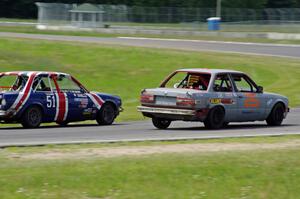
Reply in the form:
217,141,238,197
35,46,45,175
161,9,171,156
257,86,263,93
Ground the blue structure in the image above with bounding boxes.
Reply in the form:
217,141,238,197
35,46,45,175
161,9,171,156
207,17,221,31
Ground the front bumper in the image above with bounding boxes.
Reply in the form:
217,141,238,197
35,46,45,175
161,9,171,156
137,106,195,115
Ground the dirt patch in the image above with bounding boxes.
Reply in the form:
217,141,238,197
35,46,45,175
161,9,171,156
11,140,300,160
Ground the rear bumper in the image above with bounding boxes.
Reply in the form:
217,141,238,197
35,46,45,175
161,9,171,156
137,106,208,121
137,106,195,115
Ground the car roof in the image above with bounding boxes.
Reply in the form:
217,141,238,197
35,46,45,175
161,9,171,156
176,68,244,74
1,71,70,76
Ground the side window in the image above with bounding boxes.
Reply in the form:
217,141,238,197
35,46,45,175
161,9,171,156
232,74,257,92
213,74,232,92
33,76,53,92
56,75,82,92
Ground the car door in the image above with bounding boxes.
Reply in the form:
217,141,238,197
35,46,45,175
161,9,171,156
230,73,267,121
32,74,57,122
212,73,238,122
54,74,94,122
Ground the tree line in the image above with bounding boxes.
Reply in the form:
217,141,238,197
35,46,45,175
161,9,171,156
1,0,300,19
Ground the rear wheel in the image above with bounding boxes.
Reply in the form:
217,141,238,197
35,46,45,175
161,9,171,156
96,103,116,125
152,118,171,129
204,106,225,129
21,106,42,128
266,103,285,126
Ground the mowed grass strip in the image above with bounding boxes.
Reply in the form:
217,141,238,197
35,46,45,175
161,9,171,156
0,38,299,121
0,135,300,199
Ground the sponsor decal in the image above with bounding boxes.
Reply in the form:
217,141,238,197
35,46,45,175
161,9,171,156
83,108,93,115
210,98,234,105
77,98,89,108
210,98,221,104
221,98,234,104
244,93,260,108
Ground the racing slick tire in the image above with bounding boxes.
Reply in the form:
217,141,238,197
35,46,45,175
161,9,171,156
152,118,171,129
204,106,225,129
21,106,42,128
266,103,285,126
96,103,116,125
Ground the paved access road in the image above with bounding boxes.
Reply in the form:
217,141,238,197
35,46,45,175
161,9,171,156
0,109,299,147
1,32,300,58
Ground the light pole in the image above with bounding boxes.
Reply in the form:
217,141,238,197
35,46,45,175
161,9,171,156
216,0,222,18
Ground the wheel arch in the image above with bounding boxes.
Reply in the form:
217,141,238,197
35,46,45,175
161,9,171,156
100,100,119,115
267,100,286,117
18,102,45,119
209,104,226,114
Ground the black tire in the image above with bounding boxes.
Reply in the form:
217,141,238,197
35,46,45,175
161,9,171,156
223,122,229,128
56,121,69,127
266,103,285,126
152,118,171,129
204,106,225,129
96,103,116,125
21,106,42,128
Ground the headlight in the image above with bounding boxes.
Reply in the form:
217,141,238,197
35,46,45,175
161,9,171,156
1,99,6,106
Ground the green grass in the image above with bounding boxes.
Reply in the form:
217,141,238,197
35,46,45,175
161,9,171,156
0,37,299,122
0,135,300,199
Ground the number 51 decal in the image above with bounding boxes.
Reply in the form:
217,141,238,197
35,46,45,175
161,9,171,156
47,95,56,108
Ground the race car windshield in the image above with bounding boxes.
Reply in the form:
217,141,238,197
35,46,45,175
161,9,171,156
162,71,211,91
0,74,28,92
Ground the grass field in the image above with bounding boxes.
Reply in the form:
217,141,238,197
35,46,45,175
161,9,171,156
0,135,300,199
0,37,299,121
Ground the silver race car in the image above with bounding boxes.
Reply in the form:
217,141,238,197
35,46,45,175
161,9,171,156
137,69,289,129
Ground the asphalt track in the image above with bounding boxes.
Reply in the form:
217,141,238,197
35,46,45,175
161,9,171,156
0,32,299,146
1,32,300,58
0,109,299,147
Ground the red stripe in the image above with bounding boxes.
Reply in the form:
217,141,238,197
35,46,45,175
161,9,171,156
14,73,36,111
57,93,66,122
91,93,104,106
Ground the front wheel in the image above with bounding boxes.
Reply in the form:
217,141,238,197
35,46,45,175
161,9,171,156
204,106,225,129
21,106,42,128
96,103,116,125
152,118,171,129
266,103,285,126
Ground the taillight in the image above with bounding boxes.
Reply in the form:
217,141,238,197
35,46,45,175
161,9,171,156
176,97,195,107
140,94,154,103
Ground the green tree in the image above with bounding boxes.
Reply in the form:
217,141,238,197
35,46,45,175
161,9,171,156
266,0,297,8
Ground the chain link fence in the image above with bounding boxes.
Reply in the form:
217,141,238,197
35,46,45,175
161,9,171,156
35,3,300,32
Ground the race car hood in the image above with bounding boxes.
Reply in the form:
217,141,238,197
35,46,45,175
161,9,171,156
264,92,288,100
